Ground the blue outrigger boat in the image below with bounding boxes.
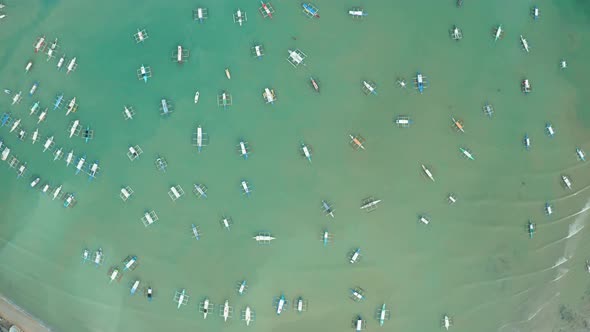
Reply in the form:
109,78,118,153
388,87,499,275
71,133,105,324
414,72,427,93
302,3,320,18
53,93,64,110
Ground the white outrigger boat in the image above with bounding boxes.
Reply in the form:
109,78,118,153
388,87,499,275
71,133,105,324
16,162,27,179
146,287,153,302
191,224,201,240
532,6,539,20
34,36,46,53
75,154,86,175
123,255,138,271
141,210,159,227
263,88,276,104
349,7,367,18
173,45,189,64
274,295,287,315
225,68,231,79
30,101,40,115
52,185,62,200
442,314,452,330
241,180,252,196
194,91,199,104
31,128,39,144
29,82,39,96
221,216,232,231
120,186,134,202
361,80,377,95
238,140,249,159
200,298,213,319
294,297,308,313
419,214,430,225
493,25,503,41
82,249,90,263
43,136,54,152
30,177,40,188
321,229,332,246
450,25,462,40
193,7,208,23
37,109,47,124
57,55,65,70
108,267,122,283
545,123,555,137
168,185,185,201
88,161,99,180
259,1,274,19
377,304,390,326
395,115,412,128
137,64,151,83
69,120,80,138
560,59,567,69
520,35,530,53
421,164,435,181
253,232,275,244
193,125,208,152
123,106,135,120
459,147,475,160
350,287,365,302
66,57,77,74
11,91,22,105
576,147,586,161
360,197,381,212
133,28,148,43
322,200,335,218
25,61,33,73
130,280,140,295
1,147,9,161
242,306,254,326
561,175,572,190
544,202,553,216
46,38,58,60
93,248,104,266
349,248,361,264
65,150,74,166
237,280,247,295
173,289,189,309
233,9,247,26
66,97,77,115
287,49,307,67
41,183,50,194
193,183,207,199
53,147,63,161
218,91,232,109
353,315,366,331
301,142,312,162
252,44,264,59
9,118,20,133
127,145,143,161
220,300,233,322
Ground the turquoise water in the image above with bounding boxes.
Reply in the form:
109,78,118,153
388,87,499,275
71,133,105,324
1,1,590,331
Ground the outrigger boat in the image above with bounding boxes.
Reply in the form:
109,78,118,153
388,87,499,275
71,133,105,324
108,267,122,283
9,118,20,133
242,306,254,326
11,91,22,105
1,147,9,161
25,61,33,73
120,186,134,202
301,142,312,163
193,125,208,152
321,229,332,246
75,154,86,175
137,64,151,83
29,82,39,96
146,287,154,302
41,183,50,194
200,298,213,319
30,102,40,115
0,112,10,127
43,136,54,152
160,98,172,116
191,224,201,240
322,200,335,218
576,147,586,161
82,249,90,263
527,220,535,239
418,214,430,225
130,280,140,295
65,150,74,166
173,289,189,309
350,287,365,302
483,103,494,118
221,216,232,231
217,91,232,109
238,140,249,159
302,3,320,18
66,57,77,74
141,210,159,227
194,91,199,104
237,280,248,296
220,300,233,322
168,185,185,202
123,255,138,271
561,175,572,190
421,164,435,182
459,147,475,160
193,7,208,23
88,161,99,180
414,72,427,93
57,55,65,70
532,6,539,20
65,97,77,116
47,39,58,60
545,123,555,137
348,8,367,18
450,25,462,40
155,155,167,172
310,77,320,92
560,59,567,69
93,248,104,266
53,148,63,161
63,193,76,208
31,129,39,144
520,35,530,53
287,49,307,67
544,203,553,216
361,80,377,95
34,36,46,53
225,68,231,79
52,185,62,200
451,117,464,132
259,1,274,19
349,134,366,150
396,78,407,88
30,177,40,188
253,232,275,244
523,134,531,150
38,109,47,123
294,297,307,313
395,115,412,128
233,9,247,26
349,248,361,264
442,315,452,330
252,44,264,59
123,106,135,120
493,25,503,41
274,295,287,315
193,183,208,199
241,180,252,196
263,88,276,104
17,130,26,142
521,78,532,94
127,145,143,161
352,315,366,331
172,45,189,64
376,304,390,327
53,93,64,110
133,28,148,43
360,197,381,211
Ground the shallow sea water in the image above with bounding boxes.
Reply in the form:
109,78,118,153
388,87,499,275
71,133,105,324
1,1,590,331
